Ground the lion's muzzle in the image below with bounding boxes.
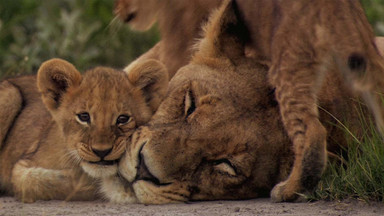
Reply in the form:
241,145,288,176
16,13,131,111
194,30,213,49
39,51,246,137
134,145,162,185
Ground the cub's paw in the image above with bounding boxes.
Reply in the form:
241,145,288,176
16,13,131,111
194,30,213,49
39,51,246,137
270,181,307,203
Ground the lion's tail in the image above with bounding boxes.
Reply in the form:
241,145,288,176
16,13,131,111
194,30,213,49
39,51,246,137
0,80,23,150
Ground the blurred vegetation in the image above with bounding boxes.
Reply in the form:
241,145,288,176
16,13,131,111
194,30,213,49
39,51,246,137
0,0,159,78
0,0,383,79
311,103,384,202
362,0,384,34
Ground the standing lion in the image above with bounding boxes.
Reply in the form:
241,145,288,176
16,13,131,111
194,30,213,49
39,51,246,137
114,0,222,78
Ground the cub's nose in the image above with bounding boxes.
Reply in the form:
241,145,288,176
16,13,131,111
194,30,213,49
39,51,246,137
92,148,112,159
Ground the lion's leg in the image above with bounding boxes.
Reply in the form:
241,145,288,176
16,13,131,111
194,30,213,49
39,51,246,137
269,64,327,202
0,80,22,148
11,159,88,202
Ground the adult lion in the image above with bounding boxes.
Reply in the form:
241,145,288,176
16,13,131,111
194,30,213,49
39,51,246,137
0,58,167,202
108,1,381,204
114,0,222,78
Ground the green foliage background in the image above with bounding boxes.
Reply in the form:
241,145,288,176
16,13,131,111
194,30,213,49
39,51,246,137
0,0,159,78
362,0,384,34
0,0,383,79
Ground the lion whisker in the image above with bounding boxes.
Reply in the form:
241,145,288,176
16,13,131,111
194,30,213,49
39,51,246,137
105,16,123,34
59,149,82,167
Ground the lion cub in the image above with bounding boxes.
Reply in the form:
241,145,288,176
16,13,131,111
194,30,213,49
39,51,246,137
0,58,168,202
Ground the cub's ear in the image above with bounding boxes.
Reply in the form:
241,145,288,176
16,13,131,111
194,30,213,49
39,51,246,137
37,58,82,111
126,59,168,112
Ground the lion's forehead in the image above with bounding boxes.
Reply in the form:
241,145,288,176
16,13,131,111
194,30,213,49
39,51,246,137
68,72,132,107
170,69,231,94
67,87,131,110
167,77,267,112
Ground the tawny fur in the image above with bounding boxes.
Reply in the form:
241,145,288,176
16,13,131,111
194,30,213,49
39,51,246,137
233,0,384,202
113,1,383,204
0,58,168,202
114,0,222,78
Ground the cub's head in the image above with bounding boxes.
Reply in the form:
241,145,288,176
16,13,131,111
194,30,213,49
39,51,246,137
114,0,160,31
117,1,293,204
37,58,168,178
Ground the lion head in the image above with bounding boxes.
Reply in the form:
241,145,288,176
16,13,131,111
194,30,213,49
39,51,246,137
114,0,160,31
115,1,370,204
37,58,168,178
114,0,223,78
116,3,294,204
114,0,222,32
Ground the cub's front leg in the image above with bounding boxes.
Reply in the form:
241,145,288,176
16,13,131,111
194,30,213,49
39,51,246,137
269,59,328,202
11,159,97,202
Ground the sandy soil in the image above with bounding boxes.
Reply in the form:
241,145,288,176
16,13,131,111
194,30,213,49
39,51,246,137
0,197,383,216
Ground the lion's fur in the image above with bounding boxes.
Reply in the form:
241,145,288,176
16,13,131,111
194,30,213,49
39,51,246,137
0,58,167,202
112,0,383,204
114,0,222,78
235,0,384,202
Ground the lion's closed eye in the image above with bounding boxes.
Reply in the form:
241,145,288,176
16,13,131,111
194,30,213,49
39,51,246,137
184,90,196,118
213,159,237,176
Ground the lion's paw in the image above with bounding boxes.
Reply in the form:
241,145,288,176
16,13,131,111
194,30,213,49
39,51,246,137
270,181,307,203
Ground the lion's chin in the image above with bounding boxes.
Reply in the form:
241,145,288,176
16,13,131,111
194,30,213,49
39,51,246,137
81,162,118,178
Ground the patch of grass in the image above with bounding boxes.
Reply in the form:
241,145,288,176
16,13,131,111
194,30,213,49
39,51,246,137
312,106,384,202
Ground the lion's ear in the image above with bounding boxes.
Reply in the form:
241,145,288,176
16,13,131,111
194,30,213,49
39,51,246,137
37,58,82,111
127,59,169,112
195,0,248,62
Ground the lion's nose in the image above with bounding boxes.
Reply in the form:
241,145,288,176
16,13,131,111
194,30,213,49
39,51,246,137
92,148,112,159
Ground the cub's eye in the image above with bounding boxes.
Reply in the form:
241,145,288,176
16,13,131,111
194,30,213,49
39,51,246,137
116,115,131,125
76,112,91,124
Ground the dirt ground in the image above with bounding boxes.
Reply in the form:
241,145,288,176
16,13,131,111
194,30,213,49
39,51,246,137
0,197,383,216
